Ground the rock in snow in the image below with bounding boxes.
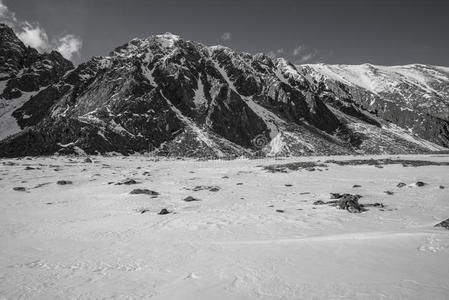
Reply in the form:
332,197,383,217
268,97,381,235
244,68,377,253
434,218,449,229
129,189,159,196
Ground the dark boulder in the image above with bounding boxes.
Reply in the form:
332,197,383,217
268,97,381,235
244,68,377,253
434,218,449,229
57,180,72,185
184,196,200,202
130,189,159,196
158,208,170,215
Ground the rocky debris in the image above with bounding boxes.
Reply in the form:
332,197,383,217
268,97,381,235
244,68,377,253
434,218,449,229
184,196,200,202
329,192,360,199
338,194,364,213
137,208,150,214
130,189,159,196
13,187,26,192
313,200,329,205
33,182,52,189
24,166,36,170
316,193,384,213
384,191,394,195
57,180,72,185
191,186,220,192
158,208,171,215
264,162,328,173
84,157,93,163
439,185,445,189
115,179,140,185
363,203,385,208
415,181,427,187
397,182,407,188
326,159,449,167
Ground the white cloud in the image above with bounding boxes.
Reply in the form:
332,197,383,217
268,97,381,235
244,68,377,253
266,51,276,59
57,35,82,59
17,22,49,51
0,1,7,16
220,32,232,42
0,0,17,23
292,45,304,56
0,0,82,61
292,44,318,63
299,53,314,63
267,48,284,59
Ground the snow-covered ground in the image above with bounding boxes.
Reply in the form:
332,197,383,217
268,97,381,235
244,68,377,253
1,154,449,299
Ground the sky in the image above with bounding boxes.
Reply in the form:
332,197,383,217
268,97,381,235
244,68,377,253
1,0,448,66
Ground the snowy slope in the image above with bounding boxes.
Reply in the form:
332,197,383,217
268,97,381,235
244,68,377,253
1,154,448,299
302,63,449,117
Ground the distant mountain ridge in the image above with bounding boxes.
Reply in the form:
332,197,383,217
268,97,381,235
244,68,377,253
0,24,447,157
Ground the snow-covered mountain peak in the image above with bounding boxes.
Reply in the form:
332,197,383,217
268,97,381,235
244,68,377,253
1,24,448,157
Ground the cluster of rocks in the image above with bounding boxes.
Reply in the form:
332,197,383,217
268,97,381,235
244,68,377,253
130,189,159,197
314,193,385,213
326,159,449,167
190,185,220,192
263,161,328,173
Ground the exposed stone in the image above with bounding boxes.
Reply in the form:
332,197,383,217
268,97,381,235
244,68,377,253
434,218,449,229
338,194,363,213
184,196,200,202
57,180,72,185
158,208,170,215
191,186,220,192
115,179,140,185
130,189,159,196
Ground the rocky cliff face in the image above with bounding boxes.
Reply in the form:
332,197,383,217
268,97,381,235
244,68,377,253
0,25,447,157
0,24,74,141
300,64,449,148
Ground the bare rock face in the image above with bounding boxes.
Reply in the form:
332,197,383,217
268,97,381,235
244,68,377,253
1,24,448,158
300,64,449,149
0,24,74,142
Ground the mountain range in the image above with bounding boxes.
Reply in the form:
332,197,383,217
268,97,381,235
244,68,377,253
0,24,448,158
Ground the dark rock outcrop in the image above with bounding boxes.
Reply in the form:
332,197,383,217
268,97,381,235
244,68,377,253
434,218,449,229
